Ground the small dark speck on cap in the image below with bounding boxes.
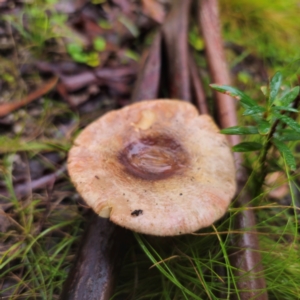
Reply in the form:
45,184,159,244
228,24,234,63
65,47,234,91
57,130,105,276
131,209,143,217
180,193,183,196
95,175,99,179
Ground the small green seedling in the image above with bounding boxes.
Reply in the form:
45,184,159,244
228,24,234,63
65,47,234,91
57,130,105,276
67,38,106,67
210,71,300,171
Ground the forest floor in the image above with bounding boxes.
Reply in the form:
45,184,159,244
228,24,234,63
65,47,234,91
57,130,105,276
0,0,299,299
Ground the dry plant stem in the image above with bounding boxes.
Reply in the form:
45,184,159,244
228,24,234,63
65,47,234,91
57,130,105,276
14,165,66,196
162,0,192,101
131,32,162,102
60,214,129,300
58,67,137,92
0,166,66,198
198,0,268,299
0,77,58,117
131,0,203,104
198,0,239,142
189,56,209,114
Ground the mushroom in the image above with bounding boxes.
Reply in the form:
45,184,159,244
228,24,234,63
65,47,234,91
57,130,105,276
68,99,236,236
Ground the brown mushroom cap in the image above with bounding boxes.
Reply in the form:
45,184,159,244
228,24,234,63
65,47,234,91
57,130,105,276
68,100,236,236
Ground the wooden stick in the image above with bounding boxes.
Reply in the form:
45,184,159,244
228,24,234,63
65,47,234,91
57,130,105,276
162,0,193,101
59,214,130,300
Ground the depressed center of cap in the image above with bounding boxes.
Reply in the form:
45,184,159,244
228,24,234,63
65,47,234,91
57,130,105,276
119,135,188,180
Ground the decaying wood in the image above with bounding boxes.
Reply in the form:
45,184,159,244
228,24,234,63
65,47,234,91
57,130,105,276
198,0,268,299
59,214,129,300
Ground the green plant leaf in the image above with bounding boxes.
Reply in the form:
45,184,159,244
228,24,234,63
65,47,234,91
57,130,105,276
124,49,140,61
232,142,263,152
118,15,139,37
269,72,283,104
71,52,88,63
93,37,106,51
243,106,266,116
98,19,112,29
276,129,300,141
272,138,296,170
67,43,88,63
279,86,299,107
188,31,204,51
260,86,268,97
271,106,299,113
67,43,83,55
220,126,259,135
258,120,271,135
92,0,107,4
86,52,100,67
0,137,70,153
209,84,257,107
273,112,300,133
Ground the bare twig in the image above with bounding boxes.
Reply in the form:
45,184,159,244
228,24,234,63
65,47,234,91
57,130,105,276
162,0,192,101
189,56,209,114
0,77,58,118
131,32,162,102
0,166,66,199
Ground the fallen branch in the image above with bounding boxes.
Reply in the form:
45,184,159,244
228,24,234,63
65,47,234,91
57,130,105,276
198,0,268,299
59,214,130,300
161,0,192,101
